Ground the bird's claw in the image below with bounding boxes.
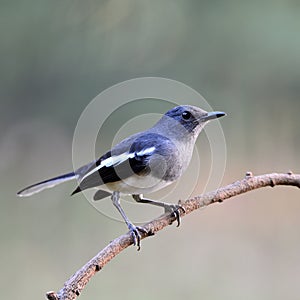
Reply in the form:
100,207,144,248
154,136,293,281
128,223,148,251
164,204,186,227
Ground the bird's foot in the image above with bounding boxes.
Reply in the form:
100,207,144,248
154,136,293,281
164,204,186,227
127,223,148,251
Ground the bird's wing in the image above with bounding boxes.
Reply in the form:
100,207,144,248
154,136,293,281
71,133,170,195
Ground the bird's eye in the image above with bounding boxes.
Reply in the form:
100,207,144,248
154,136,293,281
181,111,191,120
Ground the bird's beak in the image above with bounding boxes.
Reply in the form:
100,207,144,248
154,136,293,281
200,111,226,122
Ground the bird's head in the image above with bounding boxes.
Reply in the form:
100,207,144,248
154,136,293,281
154,105,226,139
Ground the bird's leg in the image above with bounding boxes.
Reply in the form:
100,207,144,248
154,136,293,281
132,194,186,227
111,191,147,250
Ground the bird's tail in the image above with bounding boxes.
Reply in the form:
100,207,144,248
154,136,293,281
17,172,77,197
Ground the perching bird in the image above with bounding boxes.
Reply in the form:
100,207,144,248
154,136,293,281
17,105,226,249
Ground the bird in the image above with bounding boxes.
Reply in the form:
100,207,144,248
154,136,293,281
17,105,226,249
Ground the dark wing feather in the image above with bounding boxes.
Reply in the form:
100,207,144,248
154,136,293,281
71,151,112,195
73,154,150,194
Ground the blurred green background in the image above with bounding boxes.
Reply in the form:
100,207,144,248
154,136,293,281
1,0,300,299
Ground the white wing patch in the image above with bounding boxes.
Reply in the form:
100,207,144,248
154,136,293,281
82,152,134,181
81,147,156,181
103,152,135,168
136,146,156,157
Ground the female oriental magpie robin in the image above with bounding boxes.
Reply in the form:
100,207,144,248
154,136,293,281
17,105,226,249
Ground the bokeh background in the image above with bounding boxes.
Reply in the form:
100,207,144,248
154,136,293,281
1,1,300,299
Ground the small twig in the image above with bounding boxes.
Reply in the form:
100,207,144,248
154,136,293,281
46,172,300,300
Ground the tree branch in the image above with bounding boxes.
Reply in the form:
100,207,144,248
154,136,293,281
46,172,300,300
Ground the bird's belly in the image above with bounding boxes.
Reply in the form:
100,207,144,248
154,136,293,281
105,174,172,195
